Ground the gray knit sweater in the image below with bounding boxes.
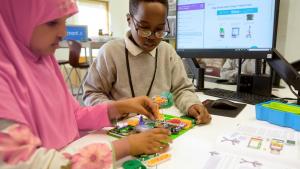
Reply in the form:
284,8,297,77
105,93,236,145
83,34,201,113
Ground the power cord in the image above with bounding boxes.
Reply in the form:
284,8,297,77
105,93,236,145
288,85,300,99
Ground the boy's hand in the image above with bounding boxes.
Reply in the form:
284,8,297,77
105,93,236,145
108,96,159,120
127,128,172,156
188,104,212,124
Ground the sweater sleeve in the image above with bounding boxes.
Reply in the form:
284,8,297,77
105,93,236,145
83,45,116,106
72,97,112,130
0,121,114,169
169,48,202,113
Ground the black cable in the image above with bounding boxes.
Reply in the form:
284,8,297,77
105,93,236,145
125,47,158,97
288,85,300,99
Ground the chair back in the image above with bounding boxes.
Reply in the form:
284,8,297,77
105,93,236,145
67,40,82,67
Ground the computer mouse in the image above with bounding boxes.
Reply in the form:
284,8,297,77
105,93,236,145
211,99,238,110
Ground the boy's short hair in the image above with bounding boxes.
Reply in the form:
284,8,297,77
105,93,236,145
129,0,169,15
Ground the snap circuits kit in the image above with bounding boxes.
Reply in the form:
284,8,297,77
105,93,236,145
107,114,195,140
108,91,194,139
109,92,196,168
109,114,196,168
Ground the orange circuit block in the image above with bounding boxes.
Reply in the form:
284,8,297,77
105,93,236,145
167,118,192,129
146,153,171,167
127,118,139,126
156,111,165,121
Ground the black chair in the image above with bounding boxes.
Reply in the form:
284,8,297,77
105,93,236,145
66,40,90,99
57,58,73,93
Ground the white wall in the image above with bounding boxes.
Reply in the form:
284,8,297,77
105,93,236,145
109,0,129,38
276,0,300,62
276,0,288,56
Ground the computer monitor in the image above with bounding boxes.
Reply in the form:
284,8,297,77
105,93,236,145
64,25,88,42
176,0,280,59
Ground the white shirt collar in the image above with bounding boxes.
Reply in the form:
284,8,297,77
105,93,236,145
124,31,157,57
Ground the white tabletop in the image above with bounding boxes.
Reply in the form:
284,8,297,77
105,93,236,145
64,82,300,169
145,94,258,169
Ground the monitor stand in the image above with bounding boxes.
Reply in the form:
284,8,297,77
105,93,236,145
237,59,273,97
185,58,205,91
187,58,273,98
272,72,285,88
187,58,273,96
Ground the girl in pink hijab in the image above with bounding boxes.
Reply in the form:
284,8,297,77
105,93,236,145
0,0,171,168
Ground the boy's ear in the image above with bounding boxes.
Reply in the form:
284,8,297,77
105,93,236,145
126,13,131,26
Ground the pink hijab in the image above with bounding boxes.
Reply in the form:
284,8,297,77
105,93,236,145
0,0,99,149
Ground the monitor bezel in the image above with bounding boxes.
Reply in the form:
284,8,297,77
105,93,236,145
175,0,280,59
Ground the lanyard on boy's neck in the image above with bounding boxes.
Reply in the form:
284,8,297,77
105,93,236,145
125,47,158,97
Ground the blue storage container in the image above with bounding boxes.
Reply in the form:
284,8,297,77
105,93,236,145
255,101,300,131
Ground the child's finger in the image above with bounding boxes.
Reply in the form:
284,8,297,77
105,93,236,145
139,107,155,120
145,100,159,114
151,128,171,135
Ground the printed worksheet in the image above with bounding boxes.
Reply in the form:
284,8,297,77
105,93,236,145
201,121,300,169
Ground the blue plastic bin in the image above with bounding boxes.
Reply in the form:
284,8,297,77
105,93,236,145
255,101,300,131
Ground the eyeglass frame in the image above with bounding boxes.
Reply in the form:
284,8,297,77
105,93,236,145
129,13,170,39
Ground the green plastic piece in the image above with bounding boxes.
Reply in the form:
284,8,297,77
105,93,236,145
122,159,146,169
179,115,196,125
286,140,296,145
262,102,300,115
159,91,174,109
137,154,159,161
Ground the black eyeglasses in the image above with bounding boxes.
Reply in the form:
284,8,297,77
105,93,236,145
130,14,170,39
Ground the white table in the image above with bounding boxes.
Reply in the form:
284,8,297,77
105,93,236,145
64,83,299,169
59,40,107,63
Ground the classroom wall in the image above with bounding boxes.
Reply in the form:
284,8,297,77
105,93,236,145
276,0,288,57
277,0,300,62
108,0,129,38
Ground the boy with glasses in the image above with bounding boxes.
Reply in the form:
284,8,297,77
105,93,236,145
83,0,211,125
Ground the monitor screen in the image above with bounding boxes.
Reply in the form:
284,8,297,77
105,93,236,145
64,25,88,42
176,0,279,58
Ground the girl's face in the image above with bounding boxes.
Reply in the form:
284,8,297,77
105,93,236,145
30,16,68,56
